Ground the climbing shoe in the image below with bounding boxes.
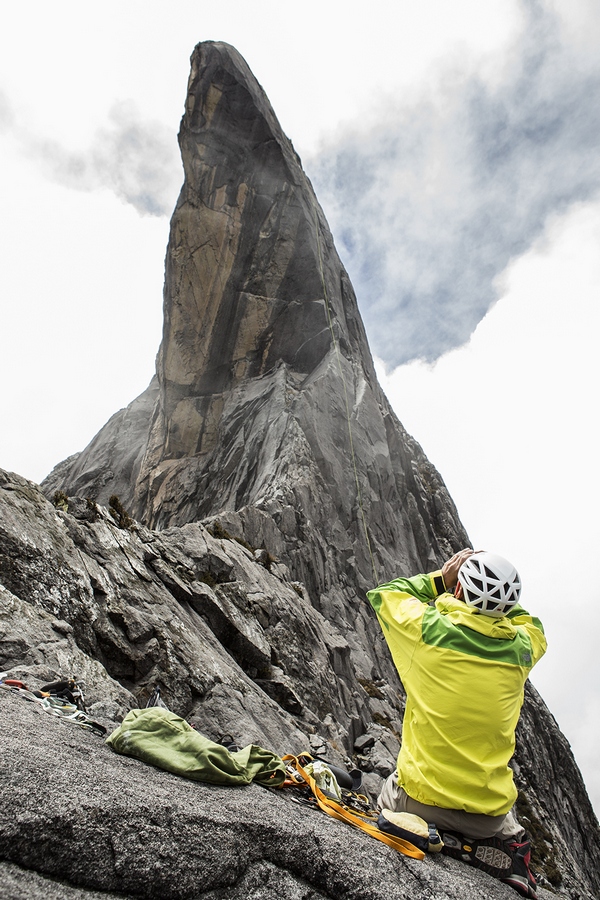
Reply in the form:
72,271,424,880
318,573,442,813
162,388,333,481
441,831,513,879
501,839,538,899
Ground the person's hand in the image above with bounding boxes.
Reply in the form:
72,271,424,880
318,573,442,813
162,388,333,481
441,548,474,590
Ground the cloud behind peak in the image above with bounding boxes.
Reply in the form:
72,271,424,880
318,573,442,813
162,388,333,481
9,99,182,218
309,0,600,367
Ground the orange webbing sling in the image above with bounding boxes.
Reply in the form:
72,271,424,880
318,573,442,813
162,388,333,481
282,755,425,860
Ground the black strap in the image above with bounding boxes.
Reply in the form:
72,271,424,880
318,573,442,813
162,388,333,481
433,573,446,595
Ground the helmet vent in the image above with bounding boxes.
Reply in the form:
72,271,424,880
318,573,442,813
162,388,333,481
458,552,522,617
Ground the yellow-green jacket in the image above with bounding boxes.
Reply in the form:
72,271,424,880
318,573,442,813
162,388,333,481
367,571,547,816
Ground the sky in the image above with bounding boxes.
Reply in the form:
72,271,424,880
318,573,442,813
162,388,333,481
1,1,598,814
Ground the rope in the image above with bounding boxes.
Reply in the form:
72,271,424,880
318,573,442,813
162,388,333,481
312,202,379,586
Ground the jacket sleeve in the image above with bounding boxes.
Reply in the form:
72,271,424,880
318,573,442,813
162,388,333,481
367,570,446,612
505,604,548,665
366,571,447,679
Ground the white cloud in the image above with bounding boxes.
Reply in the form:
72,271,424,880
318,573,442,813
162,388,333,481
310,0,600,366
0,139,168,482
6,100,182,217
0,90,14,131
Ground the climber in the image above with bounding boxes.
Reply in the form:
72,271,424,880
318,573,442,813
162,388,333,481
367,549,547,899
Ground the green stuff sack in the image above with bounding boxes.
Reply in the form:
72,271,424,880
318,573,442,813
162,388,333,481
106,707,286,787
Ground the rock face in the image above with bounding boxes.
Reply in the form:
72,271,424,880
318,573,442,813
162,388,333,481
1,469,599,899
0,687,564,900
2,39,597,899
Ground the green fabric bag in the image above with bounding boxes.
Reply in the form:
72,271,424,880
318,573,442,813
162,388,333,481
106,707,286,787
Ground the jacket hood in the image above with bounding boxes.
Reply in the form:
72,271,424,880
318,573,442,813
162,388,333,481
435,594,519,641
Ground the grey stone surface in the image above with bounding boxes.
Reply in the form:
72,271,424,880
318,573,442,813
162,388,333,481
1,469,599,897
0,691,564,900
0,470,337,757
37,36,475,850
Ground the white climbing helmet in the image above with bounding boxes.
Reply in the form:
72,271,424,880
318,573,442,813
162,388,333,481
457,552,521,617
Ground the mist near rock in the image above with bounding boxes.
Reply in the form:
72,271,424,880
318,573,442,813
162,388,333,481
12,99,181,217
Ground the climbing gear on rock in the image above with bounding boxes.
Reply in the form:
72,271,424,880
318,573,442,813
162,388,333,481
40,678,87,711
303,759,343,800
0,676,105,735
281,754,372,816
378,809,443,853
281,753,427,860
2,679,27,689
145,685,169,710
313,757,363,792
217,734,240,753
40,697,107,736
458,552,521,617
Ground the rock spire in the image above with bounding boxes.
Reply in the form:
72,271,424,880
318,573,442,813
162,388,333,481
44,41,467,596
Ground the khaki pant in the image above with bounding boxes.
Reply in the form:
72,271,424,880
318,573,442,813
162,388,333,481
377,772,525,842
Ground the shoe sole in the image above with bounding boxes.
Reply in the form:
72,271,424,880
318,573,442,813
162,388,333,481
441,833,512,879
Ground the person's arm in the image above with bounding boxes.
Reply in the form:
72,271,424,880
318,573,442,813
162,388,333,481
368,571,442,607
366,549,472,678
367,548,474,612
366,574,431,677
